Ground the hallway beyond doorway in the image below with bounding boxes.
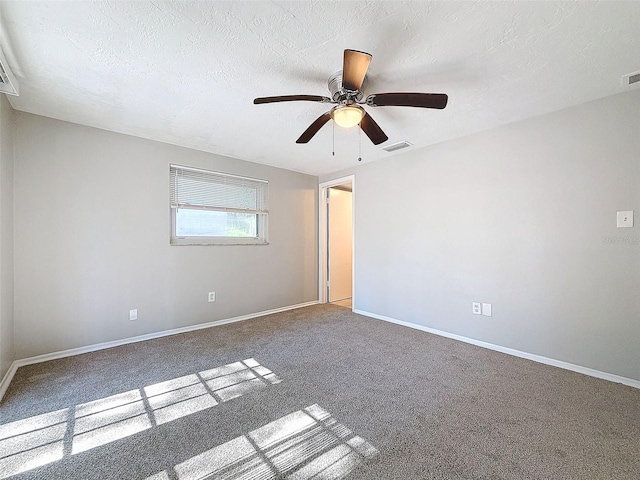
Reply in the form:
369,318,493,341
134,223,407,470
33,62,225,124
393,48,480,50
331,298,352,309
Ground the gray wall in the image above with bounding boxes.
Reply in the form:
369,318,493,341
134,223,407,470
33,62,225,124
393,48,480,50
13,113,318,358
321,89,640,381
0,95,15,379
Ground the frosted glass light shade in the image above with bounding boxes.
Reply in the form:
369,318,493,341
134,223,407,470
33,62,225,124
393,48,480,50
332,106,364,128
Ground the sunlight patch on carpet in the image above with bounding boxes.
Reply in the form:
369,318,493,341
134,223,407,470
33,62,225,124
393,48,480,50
147,404,377,480
0,358,279,478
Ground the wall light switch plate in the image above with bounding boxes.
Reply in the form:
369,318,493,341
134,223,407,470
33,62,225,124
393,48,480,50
482,303,492,317
617,211,633,228
472,302,482,315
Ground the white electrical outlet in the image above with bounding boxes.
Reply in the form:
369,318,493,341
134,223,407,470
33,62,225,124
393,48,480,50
472,302,481,315
129,309,138,321
482,303,492,317
617,211,634,228
208,292,216,302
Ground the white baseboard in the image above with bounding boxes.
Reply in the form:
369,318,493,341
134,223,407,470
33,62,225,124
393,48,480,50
354,309,640,390
0,362,20,404
0,300,318,403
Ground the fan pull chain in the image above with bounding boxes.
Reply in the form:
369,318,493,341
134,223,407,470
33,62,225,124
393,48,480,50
332,121,335,156
358,123,362,162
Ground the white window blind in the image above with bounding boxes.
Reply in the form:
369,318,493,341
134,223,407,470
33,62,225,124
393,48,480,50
170,165,268,215
169,164,269,245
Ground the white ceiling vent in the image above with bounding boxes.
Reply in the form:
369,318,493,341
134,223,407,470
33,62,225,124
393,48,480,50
382,141,413,152
622,70,640,89
0,47,19,96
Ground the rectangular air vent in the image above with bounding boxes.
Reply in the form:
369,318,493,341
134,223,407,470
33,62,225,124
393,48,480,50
0,47,19,96
382,141,413,152
622,70,640,89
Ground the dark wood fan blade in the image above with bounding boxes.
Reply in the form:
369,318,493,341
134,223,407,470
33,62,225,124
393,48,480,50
365,93,448,109
360,112,388,145
342,49,372,91
254,95,332,104
296,112,332,143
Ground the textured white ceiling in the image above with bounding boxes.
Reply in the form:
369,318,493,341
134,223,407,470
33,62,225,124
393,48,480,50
1,1,639,175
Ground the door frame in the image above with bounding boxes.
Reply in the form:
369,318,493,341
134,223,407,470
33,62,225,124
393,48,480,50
318,175,355,306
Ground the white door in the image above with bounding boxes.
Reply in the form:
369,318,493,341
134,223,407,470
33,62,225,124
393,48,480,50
328,187,353,302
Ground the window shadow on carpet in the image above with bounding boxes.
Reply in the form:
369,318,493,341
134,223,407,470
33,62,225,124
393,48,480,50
145,404,377,480
0,358,280,478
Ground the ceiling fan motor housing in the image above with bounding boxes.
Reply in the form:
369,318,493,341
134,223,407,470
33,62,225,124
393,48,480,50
328,70,365,103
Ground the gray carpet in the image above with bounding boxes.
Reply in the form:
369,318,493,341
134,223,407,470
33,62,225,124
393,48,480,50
1,304,639,479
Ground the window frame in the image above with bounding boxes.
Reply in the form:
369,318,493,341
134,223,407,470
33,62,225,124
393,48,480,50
169,164,269,246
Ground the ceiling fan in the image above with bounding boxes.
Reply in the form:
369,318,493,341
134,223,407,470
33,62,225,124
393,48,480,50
253,49,448,145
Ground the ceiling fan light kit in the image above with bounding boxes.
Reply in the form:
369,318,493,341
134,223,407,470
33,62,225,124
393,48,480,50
331,105,364,128
253,49,448,146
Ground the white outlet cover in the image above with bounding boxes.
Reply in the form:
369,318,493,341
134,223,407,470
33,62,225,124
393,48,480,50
482,303,492,317
617,211,633,228
208,292,216,302
129,309,138,321
472,302,482,315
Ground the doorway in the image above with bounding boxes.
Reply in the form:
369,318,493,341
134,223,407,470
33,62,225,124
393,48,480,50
319,176,355,309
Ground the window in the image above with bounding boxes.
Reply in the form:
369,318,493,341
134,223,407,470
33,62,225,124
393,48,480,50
170,164,268,245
